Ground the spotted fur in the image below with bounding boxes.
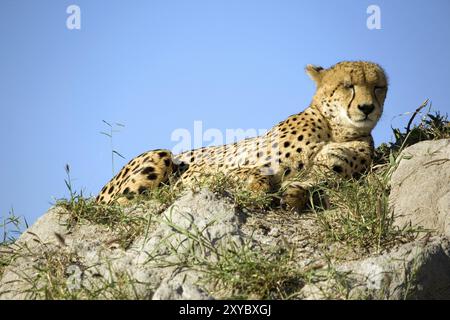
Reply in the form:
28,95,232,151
96,61,388,210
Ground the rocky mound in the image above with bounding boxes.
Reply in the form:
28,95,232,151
1,139,449,300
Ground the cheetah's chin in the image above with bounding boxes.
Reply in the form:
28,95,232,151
339,109,375,129
351,118,375,128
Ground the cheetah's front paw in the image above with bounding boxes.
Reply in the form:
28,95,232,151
280,182,309,212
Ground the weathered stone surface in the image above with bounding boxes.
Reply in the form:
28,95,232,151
0,190,241,300
301,236,450,299
390,139,450,236
152,272,213,300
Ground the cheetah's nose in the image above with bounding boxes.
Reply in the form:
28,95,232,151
358,104,375,116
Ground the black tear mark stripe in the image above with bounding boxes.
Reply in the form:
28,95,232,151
347,85,355,111
347,69,356,111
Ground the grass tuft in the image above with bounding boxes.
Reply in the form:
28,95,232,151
1,210,27,279
203,245,304,299
375,101,449,164
192,172,275,211
55,165,161,249
309,166,420,254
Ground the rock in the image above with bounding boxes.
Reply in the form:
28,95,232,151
301,236,450,299
133,189,243,263
152,272,213,300
390,139,450,236
0,190,242,300
342,236,450,299
0,206,118,299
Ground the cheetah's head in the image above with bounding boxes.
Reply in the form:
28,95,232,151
306,61,388,134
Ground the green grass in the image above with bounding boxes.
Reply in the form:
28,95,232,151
0,210,27,279
193,172,275,211
203,245,312,299
201,245,304,299
56,197,152,250
55,191,147,250
375,101,449,164
309,162,420,255
55,165,177,249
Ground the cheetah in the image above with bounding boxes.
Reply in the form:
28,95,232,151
96,61,388,211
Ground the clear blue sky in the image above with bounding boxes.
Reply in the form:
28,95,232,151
1,0,449,226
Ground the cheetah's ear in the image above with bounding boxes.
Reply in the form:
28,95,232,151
305,64,325,85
